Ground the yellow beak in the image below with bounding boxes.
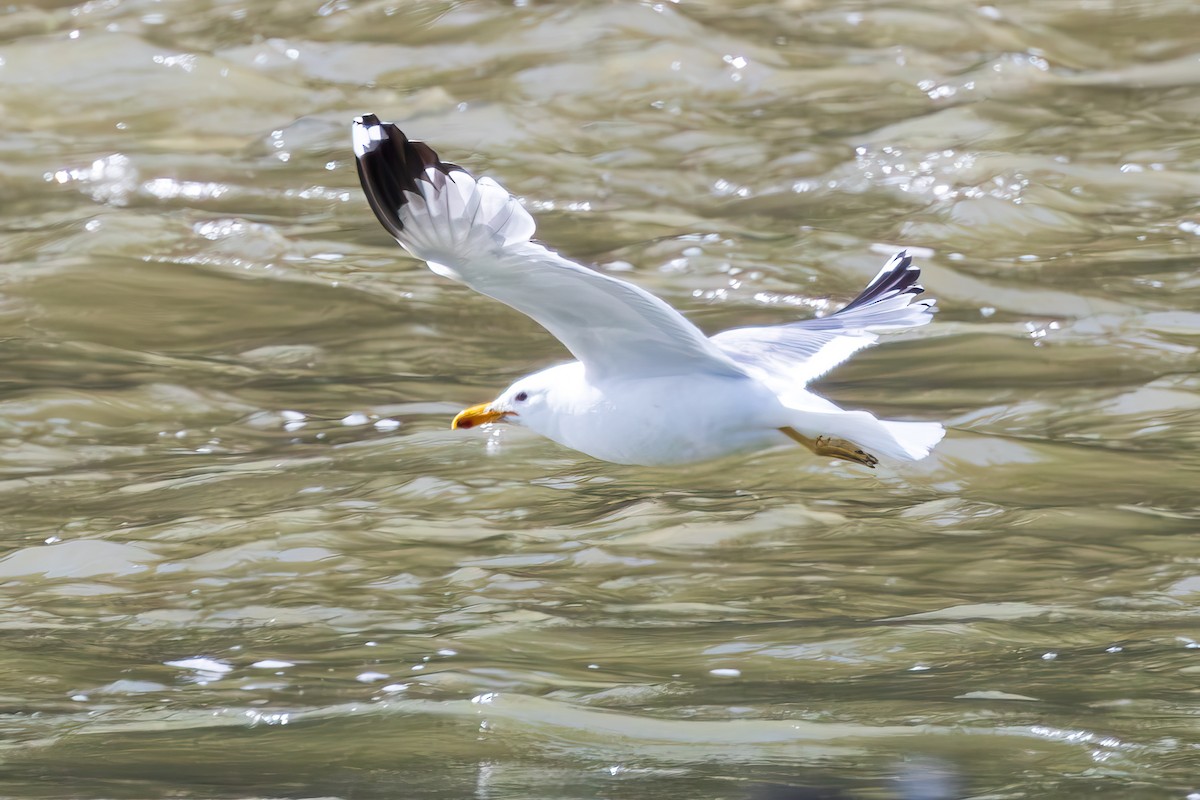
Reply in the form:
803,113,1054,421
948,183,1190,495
451,403,515,430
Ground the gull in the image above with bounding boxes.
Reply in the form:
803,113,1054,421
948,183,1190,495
351,115,944,468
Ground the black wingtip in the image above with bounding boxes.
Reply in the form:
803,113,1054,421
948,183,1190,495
839,250,924,313
351,114,463,240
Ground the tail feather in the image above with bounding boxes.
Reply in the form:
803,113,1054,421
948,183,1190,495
871,419,945,461
796,409,945,462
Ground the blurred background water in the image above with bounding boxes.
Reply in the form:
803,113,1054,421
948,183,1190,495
2,0,1199,797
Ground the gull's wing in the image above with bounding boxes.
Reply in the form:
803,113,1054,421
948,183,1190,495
710,251,935,391
351,115,745,382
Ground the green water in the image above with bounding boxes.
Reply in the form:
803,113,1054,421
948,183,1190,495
1,0,1199,797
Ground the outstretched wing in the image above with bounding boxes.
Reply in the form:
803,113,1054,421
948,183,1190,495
710,251,935,391
352,115,744,382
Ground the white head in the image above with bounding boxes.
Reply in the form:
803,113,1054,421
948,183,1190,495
450,364,581,437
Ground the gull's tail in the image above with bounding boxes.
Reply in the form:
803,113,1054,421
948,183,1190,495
793,409,945,462
855,416,945,462
351,114,536,278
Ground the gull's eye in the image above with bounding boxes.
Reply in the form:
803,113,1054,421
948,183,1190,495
515,391,528,402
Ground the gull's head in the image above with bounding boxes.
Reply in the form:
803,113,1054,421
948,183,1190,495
450,374,555,431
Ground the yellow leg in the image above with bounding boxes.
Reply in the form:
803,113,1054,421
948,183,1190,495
779,427,879,468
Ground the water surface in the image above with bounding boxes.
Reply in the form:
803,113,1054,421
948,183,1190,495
2,0,1199,797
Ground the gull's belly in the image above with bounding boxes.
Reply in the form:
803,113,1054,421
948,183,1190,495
547,375,786,466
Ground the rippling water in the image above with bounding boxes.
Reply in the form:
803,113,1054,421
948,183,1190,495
2,0,1199,797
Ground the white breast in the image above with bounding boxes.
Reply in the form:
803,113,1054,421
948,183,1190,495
526,364,787,466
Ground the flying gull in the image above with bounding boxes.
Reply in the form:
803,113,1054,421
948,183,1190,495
351,115,944,468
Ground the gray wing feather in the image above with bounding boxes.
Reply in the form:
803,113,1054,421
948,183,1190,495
710,251,935,389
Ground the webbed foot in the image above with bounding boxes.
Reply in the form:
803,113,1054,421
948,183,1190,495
813,435,878,468
779,427,879,469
